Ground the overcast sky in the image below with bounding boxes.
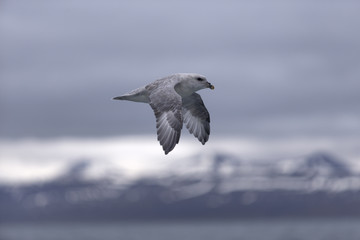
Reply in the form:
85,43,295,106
1,0,360,140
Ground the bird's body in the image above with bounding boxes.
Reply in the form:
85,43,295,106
113,73,214,154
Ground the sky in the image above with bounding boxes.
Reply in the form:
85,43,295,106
0,1,360,185
1,0,359,140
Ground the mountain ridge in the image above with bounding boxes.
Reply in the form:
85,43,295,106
1,150,360,221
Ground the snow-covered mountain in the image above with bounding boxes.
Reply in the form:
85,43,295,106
1,137,360,221
2,149,359,192
158,151,360,193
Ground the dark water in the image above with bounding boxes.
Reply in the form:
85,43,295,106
1,219,360,240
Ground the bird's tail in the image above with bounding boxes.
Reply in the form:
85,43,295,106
113,87,149,103
113,95,128,100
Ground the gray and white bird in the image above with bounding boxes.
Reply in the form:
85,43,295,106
113,73,214,154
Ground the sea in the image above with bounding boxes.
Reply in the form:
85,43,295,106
1,219,360,240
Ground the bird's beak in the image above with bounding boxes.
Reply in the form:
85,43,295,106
208,82,215,90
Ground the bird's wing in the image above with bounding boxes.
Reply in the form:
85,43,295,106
147,84,183,154
182,93,210,145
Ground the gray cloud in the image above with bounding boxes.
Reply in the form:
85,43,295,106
1,0,360,139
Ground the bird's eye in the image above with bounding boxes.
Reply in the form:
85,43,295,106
196,77,203,81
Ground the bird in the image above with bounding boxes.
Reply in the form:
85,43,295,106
113,73,214,154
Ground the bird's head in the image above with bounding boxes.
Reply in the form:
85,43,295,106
175,73,214,96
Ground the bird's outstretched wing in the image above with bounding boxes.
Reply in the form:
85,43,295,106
182,93,210,144
147,84,183,154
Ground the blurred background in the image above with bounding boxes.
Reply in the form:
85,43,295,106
1,0,360,239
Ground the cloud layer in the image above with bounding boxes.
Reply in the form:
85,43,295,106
0,136,359,184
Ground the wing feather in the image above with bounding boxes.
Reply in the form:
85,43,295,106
147,85,183,154
182,93,210,145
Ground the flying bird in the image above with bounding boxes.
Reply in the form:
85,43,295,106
113,73,215,154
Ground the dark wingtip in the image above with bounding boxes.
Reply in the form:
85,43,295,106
163,147,170,155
